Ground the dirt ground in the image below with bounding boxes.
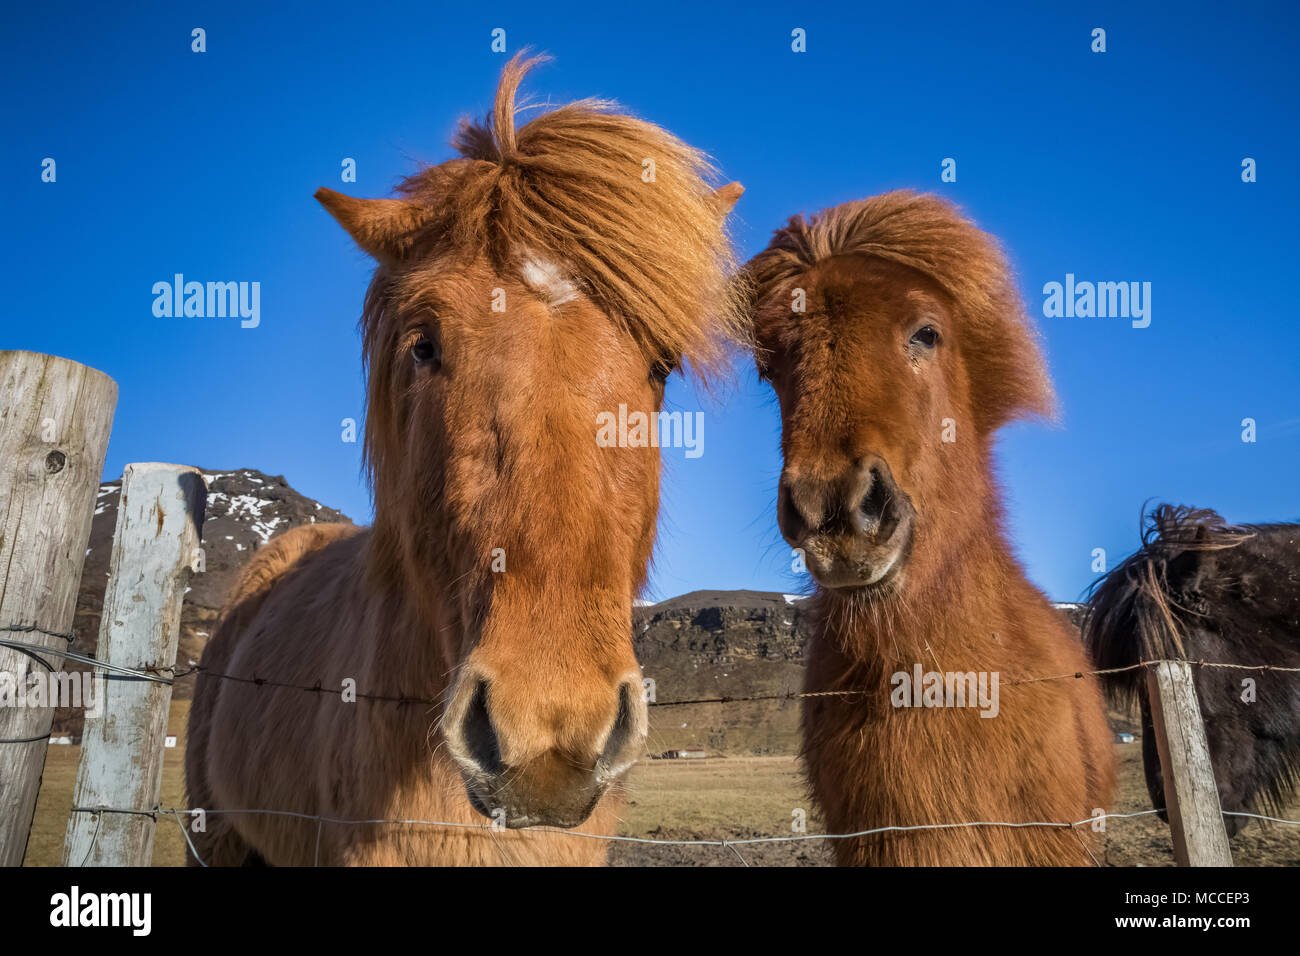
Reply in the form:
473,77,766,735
24,702,1300,867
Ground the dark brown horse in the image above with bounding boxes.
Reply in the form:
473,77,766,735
185,54,745,865
744,191,1115,865
1087,504,1300,836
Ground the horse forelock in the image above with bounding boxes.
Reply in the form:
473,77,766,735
370,51,744,378
744,190,1056,431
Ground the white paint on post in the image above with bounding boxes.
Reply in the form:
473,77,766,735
1146,661,1234,866
0,351,117,866
63,463,205,867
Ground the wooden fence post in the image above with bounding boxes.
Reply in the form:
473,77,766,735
0,351,117,866
1146,660,1234,866
63,463,205,866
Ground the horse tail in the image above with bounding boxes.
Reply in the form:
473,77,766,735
1083,503,1254,705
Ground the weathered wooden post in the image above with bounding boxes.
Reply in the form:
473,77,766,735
0,351,117,866
1146,661,1234,866
63,463,205,866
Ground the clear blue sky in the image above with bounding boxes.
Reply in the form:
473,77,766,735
4,1,1297,602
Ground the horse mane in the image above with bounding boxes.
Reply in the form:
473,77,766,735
1086,503,1300,820
371,51,745,374
1084,504,1257,704
741,190,1054,429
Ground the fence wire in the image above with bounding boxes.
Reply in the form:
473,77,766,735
64,803,1300,868
4,629,1299,714
10,623,1300,867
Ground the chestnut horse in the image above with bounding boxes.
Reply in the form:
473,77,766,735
744,192,1115,865
185,54,745,865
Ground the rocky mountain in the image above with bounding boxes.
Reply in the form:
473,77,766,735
634,590,814,756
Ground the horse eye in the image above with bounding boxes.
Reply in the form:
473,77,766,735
412,335,441,370
650,356,676,385
909,325,940,349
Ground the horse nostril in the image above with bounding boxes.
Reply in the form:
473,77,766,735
779,477,824,541
599,682,643,771
857,467,883,519
856,465,901,540
778,480,803,541
461,680,503,775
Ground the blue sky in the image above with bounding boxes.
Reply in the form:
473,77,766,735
4,1,1296,602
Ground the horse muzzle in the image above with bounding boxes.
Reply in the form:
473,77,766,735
779,455,915,593
442,672,646,829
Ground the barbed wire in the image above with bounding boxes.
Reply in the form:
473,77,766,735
0,731,54,744
4,633,1297,718
14,626,1293,864
18,622,1299,866
64,803,1300,868
0,629,77,744
0,623,77,643
0,638,175,683
0,635,171,748
1004,659,1300,687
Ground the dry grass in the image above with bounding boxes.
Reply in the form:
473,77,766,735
619,756,817,837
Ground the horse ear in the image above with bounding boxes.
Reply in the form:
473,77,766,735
315,187,432,260
714,182,744,215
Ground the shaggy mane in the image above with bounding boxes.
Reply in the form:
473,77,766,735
743,190,1055,426
1085,504,1258,703
377,51,745,373
1085,503,1300,822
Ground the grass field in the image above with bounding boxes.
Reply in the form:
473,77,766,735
616,742,1300,866
23,702,1300,866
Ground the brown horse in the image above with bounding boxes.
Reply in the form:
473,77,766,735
185,54,745,865
743,191,1115,865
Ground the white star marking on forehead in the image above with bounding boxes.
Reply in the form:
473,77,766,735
518,252,580,308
